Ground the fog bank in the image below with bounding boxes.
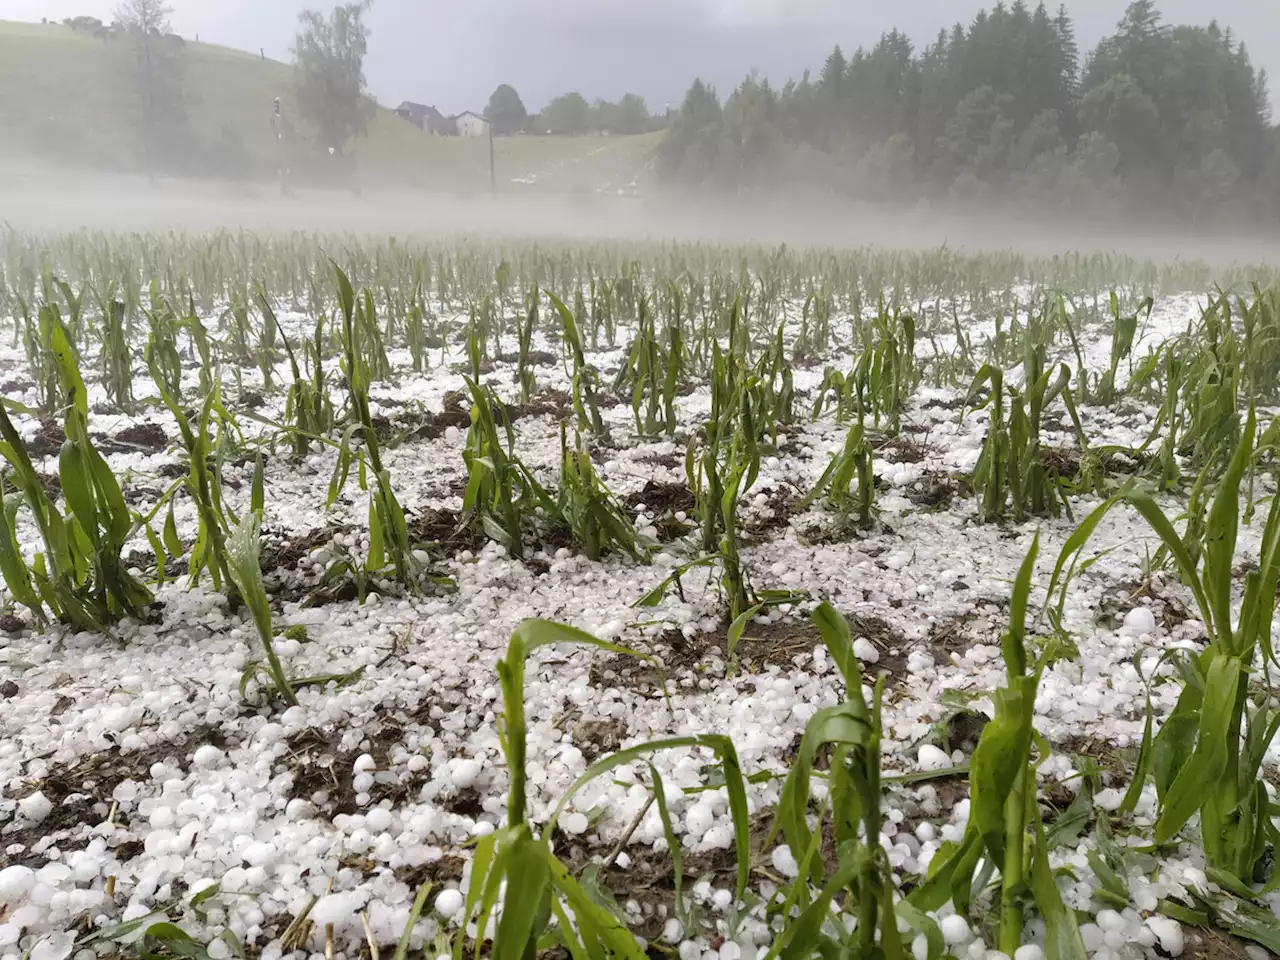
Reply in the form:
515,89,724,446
6,166,1280,268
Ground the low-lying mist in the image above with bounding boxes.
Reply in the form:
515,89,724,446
6,164,1280,268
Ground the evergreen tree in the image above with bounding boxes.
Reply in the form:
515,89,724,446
650,0,1275,222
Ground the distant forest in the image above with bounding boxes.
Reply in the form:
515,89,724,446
656,0,1280,224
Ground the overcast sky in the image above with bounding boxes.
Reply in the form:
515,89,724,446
6,1,1275,114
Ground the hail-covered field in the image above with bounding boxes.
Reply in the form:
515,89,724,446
1,234,1280,960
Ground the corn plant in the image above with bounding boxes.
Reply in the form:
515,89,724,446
793,289,832,363
863,302,917,436
516,288,538,402
767,604,926,957
0,308,151,629
16,294,58,415
802,420,875,528
442,617,744,958
406,267,429,374
964,355,1085,522
548,292,605,435
459,378,552,558
330,265,420,589
554,424,645,562
222,292,254,367
615,299,661,434
91,283,133,412
811,366,850,422
225,511,297,707
911,533,1088,957
145,297,185,408
718,431,758,622
148,347,236,593
257,290,333,456
1051,410,1280,888
1096,292,1152,404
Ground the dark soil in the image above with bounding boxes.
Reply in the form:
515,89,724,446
590,610,909,694
552,810,777,943
3,726,230,868
393,853,468,889
1095,577,1193,632
623,480,696,541
558,715,630,762
905,472,970,510
878,434,936,464
502,388,573,425
407,506,484,559
28,419,65,458
743,488,799,538
283,720,425,818
926,613,979,662
260,524,342,574
113,422,169,452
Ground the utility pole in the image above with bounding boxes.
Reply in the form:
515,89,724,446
273,96,286,195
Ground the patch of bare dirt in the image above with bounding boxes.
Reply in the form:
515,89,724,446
743,488,799,538
905,472,970,510
260,524,343,575
4,726,230,867
283,716,426,817
590,610,910,695
624,480,696,541
113,422,169,452
28,419,65,458
503,388,573,425
878,434,936,464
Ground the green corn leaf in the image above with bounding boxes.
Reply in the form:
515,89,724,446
1155,654,1241,844
775,702,872,886
493,828,552,960
968,679,1035,864
1086,850,1129,907
811,601,864,693
59,441,100,549
1032,804,1089,960
0,490,40,615
145,522,167,588
367,497,385,572
1045,782,1095,851
726,602,764,667
766,841,862,960
894,901,945,960
452,831,498,960
547,855,648,959
550,733,749,898
1004,530,1040,679
1202,409,1255,651
163,499,182,558
251,452,264,515
47,307,87,418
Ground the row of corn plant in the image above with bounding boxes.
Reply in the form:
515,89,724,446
0,305,152,628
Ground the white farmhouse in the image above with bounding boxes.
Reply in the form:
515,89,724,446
454,111,490,137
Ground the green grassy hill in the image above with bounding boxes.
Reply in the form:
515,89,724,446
0,19,662,192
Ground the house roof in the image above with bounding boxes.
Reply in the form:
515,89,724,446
397,101,445,119
454,111,488,122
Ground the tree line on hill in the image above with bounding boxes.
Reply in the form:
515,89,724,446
483,84,666,137
656,0,1280,224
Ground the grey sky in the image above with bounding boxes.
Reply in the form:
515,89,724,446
6,1,1275,115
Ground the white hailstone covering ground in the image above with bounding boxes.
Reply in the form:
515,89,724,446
0,288,1277,960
